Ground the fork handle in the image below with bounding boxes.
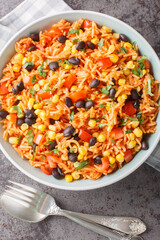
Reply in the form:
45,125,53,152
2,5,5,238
63,212,130,240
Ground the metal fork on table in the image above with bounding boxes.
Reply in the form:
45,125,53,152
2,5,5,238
0,181,146,240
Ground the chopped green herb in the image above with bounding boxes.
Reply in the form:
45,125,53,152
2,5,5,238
44,133,47,137
23,62,34,69
98,38,104,49
99,104,107,107
27,129,33,146
57,59,62,63
137,55,147,64
119,118,127,126
109,163,113,167
43,99,52,103
98,123,107,128
31,148,35,161
63,59,71,66
127,116,138,121
110,138,115,144
41,156,45,159
99,85,112,95
120,47,127,53
68,26,80,35
38,62,46,78
12,105,23,117
88,115,105,122
53,148,59,155
132,41,137,50
143,84,148,90
116,50,120,54
73,38,79,43
69,110,74,122
17,136,21,144
125,130,132,134
80,48,86,52
147,78,154,96
69,148,77,153
44,140,53,147
29,88,36,97
139,118,144,126
75,160,89,170
130,69,140,76
52,83,59,90
86,97,91,101
32,75,37,84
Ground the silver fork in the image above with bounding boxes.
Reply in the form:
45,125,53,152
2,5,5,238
0,181,145,240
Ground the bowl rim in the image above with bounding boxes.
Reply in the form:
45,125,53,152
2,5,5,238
0,10,160,190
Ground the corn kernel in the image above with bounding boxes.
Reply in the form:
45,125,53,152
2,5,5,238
88,119,96,128
39,80,46,86
126,61,135,69
132,53,138,60
102,26,112,33
117,96,123,103
35,109,41,115
103,150,110,157
79,146,87,156
84,142,89,148
52,95,59,103
129,133,135,140
65,174,73,182
12,65,21,72
78,154,84,160
116,154,124,163
6,115,11,121
63,64,72,70
131,121,139,128
17,95,22,100
109,156,116,164
124,42,132,49
93,132,99,138
22,57,28,65
113,33,120,39
63,46,71,52
38,124,46,131
97,134,105,142
91,38,99,44
20,123,29,131
101,71,107,77
65,40,73,47
118,78,125,85
48,131,56,140
142,69,146,76
107,125,113,132
137,86,141,92
28,98,35,110
134,145,140,152
56,133,63,139
33,83,40,92
124,69,131,75
121,94,127,101
109,54,119,63
72,171,80,180
127,140,137,149
14,53,24,61
106,105,110,111
79,29,83,35
133,127,143,138
71,45,78,54
39,111,46,121
32,124,38,129
61,154,68,161
33,104,42,109
9,137,19,145
48,125,56,131
70,85,78,91
108,45,115,53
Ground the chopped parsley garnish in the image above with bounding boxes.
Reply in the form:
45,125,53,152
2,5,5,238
73,38,79,43
38,62,46,78
12,105,23,117
130,69,140,76
132,41,137,50
57,59,62,63
147,78,154,96
41,156,45,159
69,111,74,122
23,62,34,69
137,55,147,64
98,38,104,49
98,123,107,128
139,118,144,126
32,75,37,84
120,47,127,53
75,160,89,170
43,99,52,103
119,118,127,126
17,136,21,144
63,59,71,66
29,88,36,97
52,83,59,90
53,149,59,155
125,130,132,134
86,98,91,101
68,26,80,35
88,115,105,122
80,48,86,52
116,50,120,54
109,163,113,167
44,140,53,147
99,104,107,107
110,138,115,144
127,116,138,121
99,85,112,95
27,129,33,146
31,148,35,161
69,148,77,153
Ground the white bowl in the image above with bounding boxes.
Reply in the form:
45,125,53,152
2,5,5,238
0,10,160,190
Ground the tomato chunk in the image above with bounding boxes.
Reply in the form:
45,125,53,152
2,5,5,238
40,165,53,175
10,113,17,124
110,127,124,140
0,82,9,95
33,134,44,145
97,58,113,70
101,157,110,171
37,90,52,100
122,101,136,116
23,75,32,86
47,26,62,37
82,19,92,29
78,129,92,142
47,155,62,164
70,90,87,103
64,74,77,89
124,150,133,163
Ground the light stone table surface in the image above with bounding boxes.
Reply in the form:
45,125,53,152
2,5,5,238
0,0,160,239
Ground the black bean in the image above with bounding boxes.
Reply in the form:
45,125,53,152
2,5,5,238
33,143,37,151
24,118,36,126
0,110,9,119
141,140,149,150
87,41,95,50
94,155,102,164
89,137,97,147
48,141,57,150
25,63,34,72
49,62,59,71
68,57,80,65
28,45,37,52
52,168,63,179
74,133,80,141
63,126,75,137
90,79,100,88
133,99,140,109
30,32,39,41
119,34,129,42
65,97,73,107
16,118,24,126
49,118,55,125
25,109,37,119
75,100,85,108
112,78,116,85
76,41,85,50
85,101,94,109
57,166,64,177
68,153,77,162
57,35,67,43
17,81,24,91
14,100,20,105
131,89,139,100
12,86,19,95
109,88,116,99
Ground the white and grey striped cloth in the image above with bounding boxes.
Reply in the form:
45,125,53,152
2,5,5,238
0,0,160,172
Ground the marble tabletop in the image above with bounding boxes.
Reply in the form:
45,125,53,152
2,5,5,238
0,0,160,239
